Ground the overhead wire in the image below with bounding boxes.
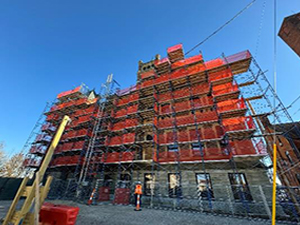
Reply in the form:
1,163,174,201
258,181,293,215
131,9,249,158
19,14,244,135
185,0,257,56
254,0,267,58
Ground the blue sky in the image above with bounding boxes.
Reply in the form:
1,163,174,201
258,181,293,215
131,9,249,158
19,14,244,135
0,0,299,154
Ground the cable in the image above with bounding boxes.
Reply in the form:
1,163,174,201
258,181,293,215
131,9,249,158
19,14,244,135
185,0,257,56
254,0,267,58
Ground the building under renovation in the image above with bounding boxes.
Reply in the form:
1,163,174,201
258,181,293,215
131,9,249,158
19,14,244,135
24,44,300,218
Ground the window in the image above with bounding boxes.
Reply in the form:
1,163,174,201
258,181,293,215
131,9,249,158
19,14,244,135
168,144,178,152
195,173,214,200
144,173,155,196
286,151,294,165
117,174,131,188
146,134,153,141
168,173,182,198
228,173,253,201
277,137,283,146
192,142,204,151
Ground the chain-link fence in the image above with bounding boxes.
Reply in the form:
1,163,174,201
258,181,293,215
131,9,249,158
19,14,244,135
46,177,300,223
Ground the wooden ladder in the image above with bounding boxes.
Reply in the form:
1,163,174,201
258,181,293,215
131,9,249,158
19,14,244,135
3,115,71,225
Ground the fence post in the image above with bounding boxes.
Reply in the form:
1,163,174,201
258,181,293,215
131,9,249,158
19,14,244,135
258,185,272,219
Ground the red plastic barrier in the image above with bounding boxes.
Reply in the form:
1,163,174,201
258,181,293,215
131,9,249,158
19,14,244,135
30,145,47,154
191,83,210,96
115,108,127,118
113,188,130,205
173,88,189,99
186,63,206,76
129,93,139,102
125,118,138,127
175,101,190,112
57,141,85,152
141,79,154,88
222,116,255,132
35,134,52,143
158,148,230,162
24,158,41,167
178,131,189,142
195,111,218,123
61,128,91,140
171,54,203,70
212,81,239,97
123,133,135,144
230,140,257,155
57,86,82,99
158,92,172,103
72,115,91,127
46,113,61,122
40,202,79,225
50,155,81,167
127,104,138,114
217,98,246,113
170,68,187,80
176,115,194,126
160,104,171,114
108,136,122,146
205,58,224,69
155,74,169,85
209,68,232,82
158,118,173,128
116,96,129,106
112,121,125,131
167,44,183,53
141,70,156,79
41,123,56,132
73,105,96,117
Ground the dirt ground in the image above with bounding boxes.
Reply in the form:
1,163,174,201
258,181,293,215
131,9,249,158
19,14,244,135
0,200,296,225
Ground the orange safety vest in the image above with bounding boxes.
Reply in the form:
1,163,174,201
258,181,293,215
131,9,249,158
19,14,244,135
135,184,142,195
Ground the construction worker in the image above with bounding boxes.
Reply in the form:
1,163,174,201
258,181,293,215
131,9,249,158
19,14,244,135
134,182,143,211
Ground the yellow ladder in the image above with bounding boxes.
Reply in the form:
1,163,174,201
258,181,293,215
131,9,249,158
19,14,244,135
3,115,71,225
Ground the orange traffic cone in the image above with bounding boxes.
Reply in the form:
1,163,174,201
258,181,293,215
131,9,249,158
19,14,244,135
87,188,96,205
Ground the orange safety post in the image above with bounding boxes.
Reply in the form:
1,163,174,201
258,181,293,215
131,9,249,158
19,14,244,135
87,188,96,205
134,182,143,211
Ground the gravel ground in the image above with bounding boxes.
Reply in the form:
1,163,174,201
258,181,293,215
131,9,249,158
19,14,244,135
0,200,296,225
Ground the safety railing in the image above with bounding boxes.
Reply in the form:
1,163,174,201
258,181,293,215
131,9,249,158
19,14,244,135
159,127,223,145
57,85,88,99
50,155,81,167
29,145,47,154
102,151,135,163
41,123,56,133
108,133,135,146
158,147,229,162
24,158,41,167
73,106,95,117
35,134,52,143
